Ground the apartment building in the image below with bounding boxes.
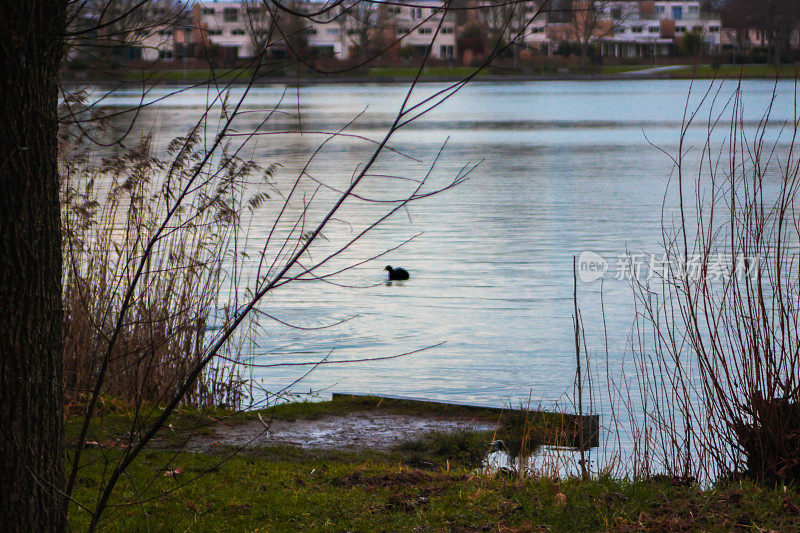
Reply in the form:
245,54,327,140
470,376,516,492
195,1,262,59
188,1,455,62
137,6,201,61
471,0,721,58
303,3,349,60
385,1,457,60
298,0,458,61
470,1,548,51
69,0,733,68
598,1,722,58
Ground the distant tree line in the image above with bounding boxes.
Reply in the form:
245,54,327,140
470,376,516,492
717,0,800,63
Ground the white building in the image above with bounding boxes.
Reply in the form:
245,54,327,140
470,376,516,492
599,1,722,58
303,0,457,61
192,1,456,62
524,14,550,51
470,0,722,59
69,0,733,67
386,1,457,60
196,1,260,59
197,1,350,61
473,1,548,51
304,3,348,60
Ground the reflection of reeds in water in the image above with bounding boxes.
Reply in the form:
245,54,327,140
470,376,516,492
60,128,270,409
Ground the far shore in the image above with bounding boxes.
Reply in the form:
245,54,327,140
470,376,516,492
61,63,800,88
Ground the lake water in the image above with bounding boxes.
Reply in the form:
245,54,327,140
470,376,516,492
93,79,797,421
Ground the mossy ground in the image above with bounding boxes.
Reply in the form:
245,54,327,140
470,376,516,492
70,446,800,531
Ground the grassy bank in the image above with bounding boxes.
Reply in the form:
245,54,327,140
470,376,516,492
62,63,800,85
668,63,800,79
69,445,800,531
66,397,800,530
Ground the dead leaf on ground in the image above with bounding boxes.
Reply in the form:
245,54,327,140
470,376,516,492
555,493,567,507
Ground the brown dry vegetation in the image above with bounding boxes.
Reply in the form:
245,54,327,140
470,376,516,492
59,115,267,409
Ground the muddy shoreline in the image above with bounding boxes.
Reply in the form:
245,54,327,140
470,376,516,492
183,411,497,452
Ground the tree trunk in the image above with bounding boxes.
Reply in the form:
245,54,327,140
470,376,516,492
0,1,66,530
580,40,590,67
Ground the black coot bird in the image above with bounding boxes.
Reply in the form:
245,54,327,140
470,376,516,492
385,265,410,281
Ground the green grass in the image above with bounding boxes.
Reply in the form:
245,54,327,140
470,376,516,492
69,446,800,531
365,66,488,78
90,67,256,83
600,64,655,74
395,429,500,468
65,397,800,530
544,65,650,75
668,63,800,79
363,63,800,79
63,63,800,85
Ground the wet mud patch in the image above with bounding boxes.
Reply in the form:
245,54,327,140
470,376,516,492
184,412,497,452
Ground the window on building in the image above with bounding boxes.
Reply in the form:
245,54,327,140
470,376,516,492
439,44,454,59
223,7,238,22
398,27,410,34
412,44,430,57
689,5,699,16
675,26,686,33
672,6,683,20
311,45,334,57
692,25,703,32
631,26,643,33
231,28,246,36
176,43,194,59
442,27,454,34
419,27,432,35
648,26,659,33
202,7,214,15
709,26,719,32
208,29,222,36
326,28,339,35
654,5,665,17
307,28,318,35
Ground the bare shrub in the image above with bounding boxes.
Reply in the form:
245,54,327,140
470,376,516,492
625,80,800,484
